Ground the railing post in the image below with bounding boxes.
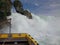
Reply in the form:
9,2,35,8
8,18,11,38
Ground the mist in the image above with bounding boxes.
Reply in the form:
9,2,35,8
0,13,60,45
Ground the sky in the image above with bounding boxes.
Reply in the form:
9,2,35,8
12,0,60,16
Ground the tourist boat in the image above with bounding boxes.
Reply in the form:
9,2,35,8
0,33,39,45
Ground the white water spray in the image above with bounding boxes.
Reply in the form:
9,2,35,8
0,13,60,45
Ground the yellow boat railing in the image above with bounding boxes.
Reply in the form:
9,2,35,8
0,33,39,45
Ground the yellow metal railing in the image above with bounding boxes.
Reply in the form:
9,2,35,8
0,33,39,45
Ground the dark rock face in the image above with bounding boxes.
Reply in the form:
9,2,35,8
13,0,24,14
23,10,32,19
0,0,12,23
0,0,12,16
0,0,32,19
13,0,32,19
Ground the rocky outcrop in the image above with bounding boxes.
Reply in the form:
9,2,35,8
13,0,32,19
13,0,24,14
0,0,12,16
23,10,32,19
0,0,32,19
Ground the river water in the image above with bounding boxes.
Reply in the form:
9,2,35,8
0,13,60,45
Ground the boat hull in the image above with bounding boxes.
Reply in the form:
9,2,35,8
0,33,39,45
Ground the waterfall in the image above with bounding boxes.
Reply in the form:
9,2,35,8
0,13,60,45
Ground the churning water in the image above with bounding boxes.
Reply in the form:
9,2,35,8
0,13,60,45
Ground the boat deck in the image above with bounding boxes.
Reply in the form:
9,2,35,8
0,33,39,45
0,38,29,45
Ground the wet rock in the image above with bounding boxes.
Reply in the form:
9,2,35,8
13,0,32,19
0,0,12,16
0,0,32,19
13,0,24,14
23,10,32,19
